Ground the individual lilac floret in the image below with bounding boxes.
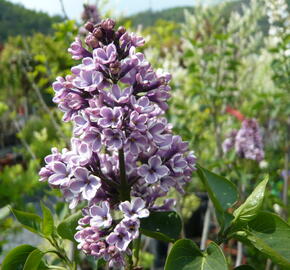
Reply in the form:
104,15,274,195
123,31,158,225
98,107,123,128
106,225,131,251
90,201,112,228
93,43,117,65
68,37,91,60
121,218,140,239
70,167,101,200
40,18,197,269
47,162,70,186
138,155,169,184
119,197,149,219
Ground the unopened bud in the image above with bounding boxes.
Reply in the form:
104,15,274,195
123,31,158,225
93,27,103,39
118,26,126,35
84,21,94,32
85,34,99,48
101,18,115,30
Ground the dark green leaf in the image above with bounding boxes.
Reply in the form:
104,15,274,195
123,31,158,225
41,202,54,236
57,210,82,241
2,245,36,270
23,248,45,270
165,239,228,270
140,211,182,243
233,176,268,223
197,165,238,228
11,208,42,235
238,212,290,268
197,166,238,212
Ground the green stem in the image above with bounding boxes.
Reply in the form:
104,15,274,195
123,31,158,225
134,234,142,267
118,148,131,201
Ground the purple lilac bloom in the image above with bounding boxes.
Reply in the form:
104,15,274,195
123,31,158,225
138,155,169,184
90,201,112,228
106,225,131,251
70,167,101,200
223,119,264,162
39,18,197,268
119,197,149,219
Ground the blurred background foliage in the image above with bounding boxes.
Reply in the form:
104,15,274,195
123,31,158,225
0,0,289,269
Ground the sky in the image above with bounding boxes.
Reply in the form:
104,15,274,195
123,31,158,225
9,0,223,20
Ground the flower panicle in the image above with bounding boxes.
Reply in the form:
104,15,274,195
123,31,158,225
39,18,196,267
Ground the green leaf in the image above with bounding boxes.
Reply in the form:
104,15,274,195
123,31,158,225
238,212,290,268
23,248,45,270
140,211,182,243
234,266,255,270
41,202,54,236
197,165,238,227
2,245,37,270
57,210,82,241
233,176,268,223
11,208,42,235
197,166,238,212
165,239,228,270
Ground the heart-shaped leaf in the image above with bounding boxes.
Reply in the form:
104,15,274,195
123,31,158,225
165,239,228,270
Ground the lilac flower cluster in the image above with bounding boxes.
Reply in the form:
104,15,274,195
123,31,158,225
222,119,264,162
39,19,196,267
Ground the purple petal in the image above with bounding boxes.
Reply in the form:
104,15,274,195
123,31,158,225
52,162,67,174
145,172,158,184
70,180,84,192
106,233,118,245
155,165,169,177
90,205,105,217
132,197,145,212
138,165,149,176
119,201,131,215
74,167,88,181
48,174,65,185
83,184,97,200
148,156,162,169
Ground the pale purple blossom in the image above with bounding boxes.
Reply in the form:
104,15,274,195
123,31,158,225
40,18,196,268
223,119,264,162
98,107,123,128
138,155,169,184
90,201,112,228
106,225,131,251
119,197,149,219
103,129,123,149
68,37,91,60
70,167,101,200
93,43,117,65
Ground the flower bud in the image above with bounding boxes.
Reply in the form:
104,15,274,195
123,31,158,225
101,18,115,30
85,34,99,48
85,21,95,32
93,27,103,39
